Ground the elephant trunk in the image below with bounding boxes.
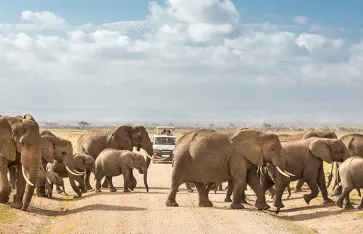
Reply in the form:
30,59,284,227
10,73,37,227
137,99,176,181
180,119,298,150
22,166,39,211
61,182,68,195
141,139,153,169
143,166,149,193
271,154,295,178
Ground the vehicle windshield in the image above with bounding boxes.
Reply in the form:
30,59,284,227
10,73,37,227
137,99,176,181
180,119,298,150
155,137,176,145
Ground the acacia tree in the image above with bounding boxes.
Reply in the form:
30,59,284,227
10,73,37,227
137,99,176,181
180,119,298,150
78,121,91,129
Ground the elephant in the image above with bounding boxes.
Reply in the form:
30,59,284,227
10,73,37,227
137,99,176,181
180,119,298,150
49,153,95,198
26,130,84,197
36,170,67,197
94,149,148,193
287,131,338,193
0,114,42,211
165,129,292,211
260,137,351,211
335,156,363,209
329,133,363,196
76,125,153,191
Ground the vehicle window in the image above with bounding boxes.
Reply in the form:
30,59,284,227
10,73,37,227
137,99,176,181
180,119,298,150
155,137,176,145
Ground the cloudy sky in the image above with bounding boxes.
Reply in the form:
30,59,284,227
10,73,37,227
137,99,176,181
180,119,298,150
1,0,363,124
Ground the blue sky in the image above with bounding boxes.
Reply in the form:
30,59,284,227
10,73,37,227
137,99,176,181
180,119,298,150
0,0,363,124
1,0,363,26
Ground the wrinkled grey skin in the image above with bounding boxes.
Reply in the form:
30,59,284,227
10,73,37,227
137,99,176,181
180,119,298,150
290,131,338,193
76,126,153,190
0,114,42,211
94,149,148,193
330,134,363,196
50,153,95,198
165,129,290,210
31,130,84,197
260,137,351,212
335,156,363,209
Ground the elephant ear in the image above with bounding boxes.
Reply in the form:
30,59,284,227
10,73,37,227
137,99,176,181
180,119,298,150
123,152,135,169
0,140,17,162
347,137,358,155
230,129,264,166
309,139,333,163
40,136,56,164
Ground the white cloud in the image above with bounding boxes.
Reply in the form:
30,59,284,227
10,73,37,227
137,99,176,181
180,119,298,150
294,16,308,25
0,1,363,123
21,10,66,25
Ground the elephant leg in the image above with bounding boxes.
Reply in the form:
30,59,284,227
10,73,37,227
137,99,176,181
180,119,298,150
247,168,270,210
317,166,333,204
101,178,109,188
129,170,137,191
194,182,213,207
272,175,289,213
47,183,54,198
294,179,304,192
205,183,214,194
218,183,223,191
185,182,194,193
332,167,341,196
268,186,276,199
286,185,291,199
73,174,86,194
224,180,233,202
0,157,11,204
84,170,93,190
303,179,319,205
166,181,181,207
95,178,102,193
8,166,16,190
230,170,247,209
69,176,82,198
11,164,26,209
358,194,363,209
336,187,353,208
106,176,117,192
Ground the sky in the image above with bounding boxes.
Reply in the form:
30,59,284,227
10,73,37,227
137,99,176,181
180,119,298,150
0,0,363,124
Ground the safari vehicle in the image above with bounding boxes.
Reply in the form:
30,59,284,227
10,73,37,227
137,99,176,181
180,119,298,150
151,126,176,163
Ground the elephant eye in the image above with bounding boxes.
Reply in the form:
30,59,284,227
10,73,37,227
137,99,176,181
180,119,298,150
62,151,66,155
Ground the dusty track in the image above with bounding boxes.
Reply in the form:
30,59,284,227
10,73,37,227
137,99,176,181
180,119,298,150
2,162,363,234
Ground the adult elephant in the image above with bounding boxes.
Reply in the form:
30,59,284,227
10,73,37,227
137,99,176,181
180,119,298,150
0,114,42,211
165,129,292,211
291,131,338,193
35,130,84,197
76,125,153,190
260,137,351,210
329,133,363,195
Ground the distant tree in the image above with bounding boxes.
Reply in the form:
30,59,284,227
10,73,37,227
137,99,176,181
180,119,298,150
209,124,215,128
78,121,91,129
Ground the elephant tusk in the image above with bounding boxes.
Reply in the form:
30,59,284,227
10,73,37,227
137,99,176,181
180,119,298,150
276,166,290,178
127,188,133,192
284,170,295,177
74,169,85,174
65,166,84,176
22,165,35,187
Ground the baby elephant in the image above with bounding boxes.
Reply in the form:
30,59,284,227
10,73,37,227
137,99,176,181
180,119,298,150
95,149,149,193
335,156,363,209
45,171,68,198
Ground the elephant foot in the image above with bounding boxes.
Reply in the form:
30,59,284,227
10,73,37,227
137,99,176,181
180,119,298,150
224,198,232,202
86,184,93,191
11,201,23,210
165,199,179,207
273,199,285,209
123,189,131,193
230,203,245,209
344,203,354,209
255,201,270,210
323,198,334,204
95,189,102,193
109,188,117,192
73,195,82,199
303,194,311,204
336,199,344,208
199,200,213,207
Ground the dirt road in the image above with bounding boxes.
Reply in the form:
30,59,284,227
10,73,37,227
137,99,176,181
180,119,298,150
2,161,363,234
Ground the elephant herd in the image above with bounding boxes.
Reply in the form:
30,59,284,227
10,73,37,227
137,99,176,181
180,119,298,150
0,114,153,212
166,128,363,213
1,113,363,215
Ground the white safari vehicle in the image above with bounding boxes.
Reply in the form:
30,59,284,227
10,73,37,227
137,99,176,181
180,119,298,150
151,126,176,164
